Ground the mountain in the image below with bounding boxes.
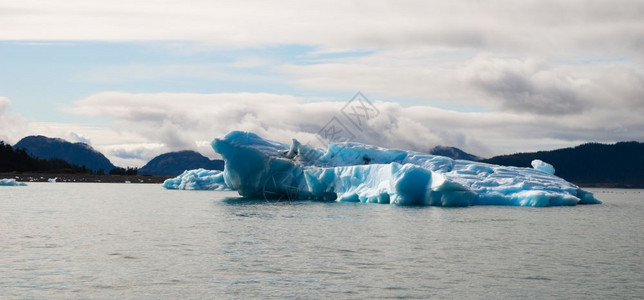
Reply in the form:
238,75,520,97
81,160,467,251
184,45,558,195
482,141,644,187
139,150,224,176
13,136,115,172
429,146,481,161
1,141,90,173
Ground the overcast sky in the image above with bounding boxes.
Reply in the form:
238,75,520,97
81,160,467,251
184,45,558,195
1,0,643,167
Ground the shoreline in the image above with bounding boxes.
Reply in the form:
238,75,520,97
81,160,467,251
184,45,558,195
571,182,644,189
0,172,170,184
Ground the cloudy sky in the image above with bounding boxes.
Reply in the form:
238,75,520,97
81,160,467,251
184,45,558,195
1,0,643,167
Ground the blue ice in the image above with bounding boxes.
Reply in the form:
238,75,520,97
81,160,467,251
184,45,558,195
164,131,601,207
162,168,230,190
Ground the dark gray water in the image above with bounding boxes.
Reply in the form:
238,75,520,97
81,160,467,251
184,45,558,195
1,183,642,299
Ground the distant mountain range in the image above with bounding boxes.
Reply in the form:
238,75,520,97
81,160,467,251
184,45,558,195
429,146,481,161
482,141,644,187
139,150,224,176
14,136,116,172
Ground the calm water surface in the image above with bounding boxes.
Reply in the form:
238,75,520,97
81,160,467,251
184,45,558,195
1,183,642,299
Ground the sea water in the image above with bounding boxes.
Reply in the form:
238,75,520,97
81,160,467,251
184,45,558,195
0,183,642,299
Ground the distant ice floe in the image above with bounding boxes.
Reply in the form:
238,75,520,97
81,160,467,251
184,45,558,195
162,168,230,190
0,178,27,186
165,131,601,207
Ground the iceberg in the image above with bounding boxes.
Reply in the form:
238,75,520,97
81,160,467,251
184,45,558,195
162,168,230,190
206,131,601,207
0,178,27,186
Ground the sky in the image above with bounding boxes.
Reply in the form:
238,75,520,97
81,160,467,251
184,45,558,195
0,0,643,167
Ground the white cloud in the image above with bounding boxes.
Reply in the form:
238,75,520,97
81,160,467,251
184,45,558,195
67,131,91,144
282,51,644,117
66,91,644,163
64,91,337,153
1,0,642,57
98,143,167,167
0,96,29,144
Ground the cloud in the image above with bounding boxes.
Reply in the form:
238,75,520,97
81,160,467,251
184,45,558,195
463,56,585,115
283,51,644,116
0,96,28,144
98,143,166,167
66,91,644,163
67,131,91,144
1,1,642,57
65,92,339,153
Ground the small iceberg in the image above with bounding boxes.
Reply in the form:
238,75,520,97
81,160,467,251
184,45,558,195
48,177,57,183
0,178,27,186
162,168,231,190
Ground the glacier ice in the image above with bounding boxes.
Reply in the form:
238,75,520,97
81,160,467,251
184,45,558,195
165,131,601,207
531,159,555,175
206,131,601,207
0,178,27,186
162,168,230,190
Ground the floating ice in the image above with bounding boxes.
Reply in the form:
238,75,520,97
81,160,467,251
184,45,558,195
531,159,555,175
162,168,230,190
0,178,27,186
208,131,601,207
